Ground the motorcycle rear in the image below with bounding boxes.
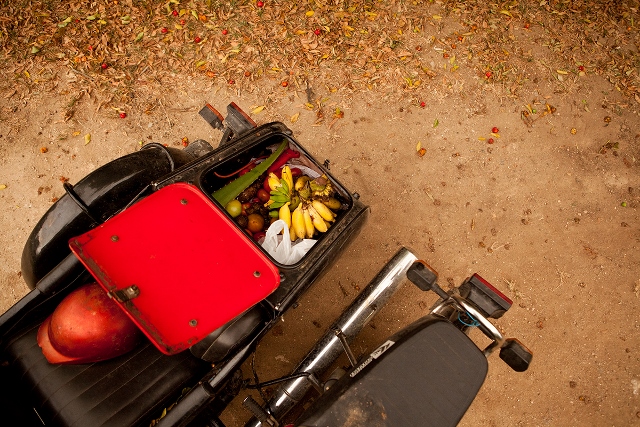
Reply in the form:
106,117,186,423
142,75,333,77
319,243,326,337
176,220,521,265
0,103,369,427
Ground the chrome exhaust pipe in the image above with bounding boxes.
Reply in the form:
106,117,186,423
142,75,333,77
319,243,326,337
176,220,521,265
244,247,418,427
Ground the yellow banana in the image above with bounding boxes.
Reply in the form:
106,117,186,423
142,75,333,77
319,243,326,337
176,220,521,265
294,176,311,192
290,222,297,242
279,202,291,232
267,173,281,192
303,206,314,238
291,204,306,240
282,166,294,195
312,200,336,222
307,204,328,233
322,197,342,210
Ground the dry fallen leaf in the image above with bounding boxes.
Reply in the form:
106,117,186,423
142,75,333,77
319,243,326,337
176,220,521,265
290,112,300,123
84,133,91,145
251,105,265,114
0,184,7,190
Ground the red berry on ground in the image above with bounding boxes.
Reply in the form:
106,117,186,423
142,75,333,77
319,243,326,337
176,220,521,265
101,63,108,70
244,71,251,77
172,10,178,16
578,65,585,71
485,71,492,78
180,19,186,25
228,79,235,85
488,138,494,144
492,127,499,133
281,81,288,87
222,29,228,35
161,27,168,34
524,23,530,29
194,36,202,43
257,1,264,7
314,28,321,36
420,101,426,108
119,112,127,119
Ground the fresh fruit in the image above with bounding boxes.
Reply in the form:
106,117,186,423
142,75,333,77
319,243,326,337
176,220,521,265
161,27,168,34
289,195,301,210
491,127,499,133
281,166,294,194
247,213,265,233
101,63,108,69
225,200,242,218
267,173,281,192
307,204,328,233
309,175,332,197
257,189,270,203
194,36,202,43
257,0,264,7
172,10,178,16
295,176,311,192
279,202,292,230
222,29,228,35
311,200,336,222
314,28,321,36
291,204,306,240
303,207,315,238
119,112,127,118
321,197,342,210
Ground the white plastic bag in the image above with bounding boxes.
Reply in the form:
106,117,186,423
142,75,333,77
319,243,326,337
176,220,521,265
260,220,316,265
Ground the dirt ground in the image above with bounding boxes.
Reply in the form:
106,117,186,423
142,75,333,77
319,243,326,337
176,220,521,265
1,1,640,426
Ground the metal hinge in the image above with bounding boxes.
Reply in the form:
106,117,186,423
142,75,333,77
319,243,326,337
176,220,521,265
108,285,140,303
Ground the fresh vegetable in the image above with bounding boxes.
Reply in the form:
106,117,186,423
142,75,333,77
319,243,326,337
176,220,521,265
267,148,300,173
212,140,288,207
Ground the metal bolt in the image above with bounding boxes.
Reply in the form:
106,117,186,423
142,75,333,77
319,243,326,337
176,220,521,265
352,192,360,200
180,199,188,205
253,271,261,278
111,235,119,242
189,319,197,327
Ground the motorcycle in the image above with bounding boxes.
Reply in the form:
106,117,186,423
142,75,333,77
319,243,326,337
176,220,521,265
0,103,531,427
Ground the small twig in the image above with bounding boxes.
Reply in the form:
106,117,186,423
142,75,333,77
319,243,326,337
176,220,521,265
555,269,570,290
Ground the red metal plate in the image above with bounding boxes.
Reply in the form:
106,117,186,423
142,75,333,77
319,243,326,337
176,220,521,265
69,183,279,355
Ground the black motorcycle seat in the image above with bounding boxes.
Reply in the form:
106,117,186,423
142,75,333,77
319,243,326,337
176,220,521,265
189,303,270,363
296,316,488,427
1,321,210,427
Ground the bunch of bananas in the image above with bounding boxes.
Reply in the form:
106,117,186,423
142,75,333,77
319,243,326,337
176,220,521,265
265,166,342,241
265,166,298,210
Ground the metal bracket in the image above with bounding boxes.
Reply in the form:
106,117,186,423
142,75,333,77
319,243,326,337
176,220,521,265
108,285,140,303
335,329,358,367
198,104,225,131
199,102,258,147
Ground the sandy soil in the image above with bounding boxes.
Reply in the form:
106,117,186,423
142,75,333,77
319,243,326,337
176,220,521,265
1,14,640,427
